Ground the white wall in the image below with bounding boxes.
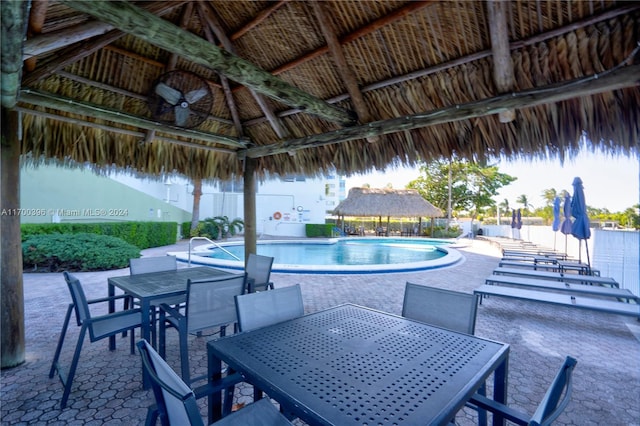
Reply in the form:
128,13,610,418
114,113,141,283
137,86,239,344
113,173,339,237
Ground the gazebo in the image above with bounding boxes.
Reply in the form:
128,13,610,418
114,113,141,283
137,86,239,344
333,187,442,236
1,1,638,367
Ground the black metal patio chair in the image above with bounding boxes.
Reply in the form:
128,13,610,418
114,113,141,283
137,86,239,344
137,339,291,426
50,271,143,409
470,356,578,426
246,253,275,293
159,273,246,385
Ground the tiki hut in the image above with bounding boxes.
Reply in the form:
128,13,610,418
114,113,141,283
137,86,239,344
1,1,639,366
333,188,442,236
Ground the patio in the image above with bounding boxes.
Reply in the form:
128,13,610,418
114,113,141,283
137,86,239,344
1,238,638,425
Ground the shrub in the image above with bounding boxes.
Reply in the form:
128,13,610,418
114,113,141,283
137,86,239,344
306,223,335,237
21,221,177,248
191,216,244,240
22,233,141,272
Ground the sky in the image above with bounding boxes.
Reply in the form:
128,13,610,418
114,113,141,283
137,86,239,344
345,151,640,212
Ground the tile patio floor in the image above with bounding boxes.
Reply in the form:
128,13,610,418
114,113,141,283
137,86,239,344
1,238,638,425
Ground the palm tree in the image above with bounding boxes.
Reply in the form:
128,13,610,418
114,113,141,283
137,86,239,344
516,194,534,214
541,188,558,207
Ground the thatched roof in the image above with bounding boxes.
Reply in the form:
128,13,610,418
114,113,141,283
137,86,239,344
3,1,639,182
333,187,442,218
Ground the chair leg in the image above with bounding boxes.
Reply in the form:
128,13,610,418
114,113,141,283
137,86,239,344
60,326,87,409
145,404,159,426
159,310,167,359
50,304,74,379
178,322,190,384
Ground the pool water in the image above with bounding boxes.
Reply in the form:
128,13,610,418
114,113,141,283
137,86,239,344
172,237,464,274
208,238,447,265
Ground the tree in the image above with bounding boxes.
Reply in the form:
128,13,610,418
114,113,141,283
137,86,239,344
407,159,516,221
541,188,558,207
516,194,534,214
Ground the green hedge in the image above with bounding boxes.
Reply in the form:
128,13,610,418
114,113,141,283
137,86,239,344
22,233,141,272
305,223,336,237
21,221,177,249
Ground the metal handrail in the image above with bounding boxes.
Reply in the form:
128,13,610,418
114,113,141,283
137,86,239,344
188,236,241,266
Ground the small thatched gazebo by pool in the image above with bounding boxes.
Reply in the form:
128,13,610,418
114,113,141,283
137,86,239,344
333,187,442,236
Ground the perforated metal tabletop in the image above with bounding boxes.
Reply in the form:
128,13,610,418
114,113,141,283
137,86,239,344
107,267,232,351
208,304,509,426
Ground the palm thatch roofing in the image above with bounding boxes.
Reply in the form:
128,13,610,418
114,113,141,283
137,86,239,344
334,187,442,218
2,1,638,182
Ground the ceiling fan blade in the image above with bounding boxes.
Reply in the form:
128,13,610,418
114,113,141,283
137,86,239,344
184,87,208,104
174,105,191,127
155,82,182,105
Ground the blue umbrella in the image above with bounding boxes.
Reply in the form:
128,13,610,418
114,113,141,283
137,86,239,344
560,194,572,254
516,209,523,229
552,196,561,250
571,177,591,267
510,209,518,239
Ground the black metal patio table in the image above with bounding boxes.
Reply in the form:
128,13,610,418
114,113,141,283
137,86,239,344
107,266,232,350
207,303,510,426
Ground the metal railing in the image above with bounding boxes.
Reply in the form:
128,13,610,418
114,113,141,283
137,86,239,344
188,236,241,266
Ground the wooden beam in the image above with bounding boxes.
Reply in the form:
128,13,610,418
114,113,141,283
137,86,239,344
488,0,516,123
22,1,186,59
245,4,638,127
311,1,373,126
18,88,247,149
1,0,28,108
62,0,356,126
14,106,236,154
243,64,640,158
56,70,233,125
271,1,437,76
24,0,49,71
198,1,291,139
230,0,290,41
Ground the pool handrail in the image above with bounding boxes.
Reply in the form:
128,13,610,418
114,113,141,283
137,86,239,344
188,237,240,266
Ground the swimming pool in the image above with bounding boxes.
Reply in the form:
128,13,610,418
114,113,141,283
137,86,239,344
170,238,463,274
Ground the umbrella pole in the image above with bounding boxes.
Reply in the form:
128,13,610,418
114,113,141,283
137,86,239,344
585,241,591,270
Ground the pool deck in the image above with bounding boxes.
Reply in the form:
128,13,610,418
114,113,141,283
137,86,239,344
2,238,639,425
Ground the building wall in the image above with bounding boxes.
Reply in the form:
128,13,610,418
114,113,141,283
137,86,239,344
19,166,191,224
19,165,344,237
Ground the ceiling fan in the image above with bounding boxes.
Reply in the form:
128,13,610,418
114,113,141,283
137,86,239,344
148,70,213,129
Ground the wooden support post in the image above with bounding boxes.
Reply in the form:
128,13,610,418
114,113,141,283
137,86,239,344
243,158,257,262
1,108,25,368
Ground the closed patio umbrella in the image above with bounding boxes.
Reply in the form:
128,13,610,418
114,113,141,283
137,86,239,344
571,177,591,268
560,194,573,255
552,196,561,250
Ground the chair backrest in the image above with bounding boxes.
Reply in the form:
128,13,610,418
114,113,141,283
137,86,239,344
235,284,304,332
246,253,274,292
529,356,578,426
130,255,177,275
63,271,91,326
137,339,204,426
185,273,247,334
402,282,479,334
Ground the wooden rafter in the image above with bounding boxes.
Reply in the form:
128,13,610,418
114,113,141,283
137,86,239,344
13,105,235,154
487,0,516,123
311,1,373,127
18,88,247,149
61,0,356,126
245,4,639,127
24,0,49,71
198,1,291,139
243,64,640,158
22,1,187,60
